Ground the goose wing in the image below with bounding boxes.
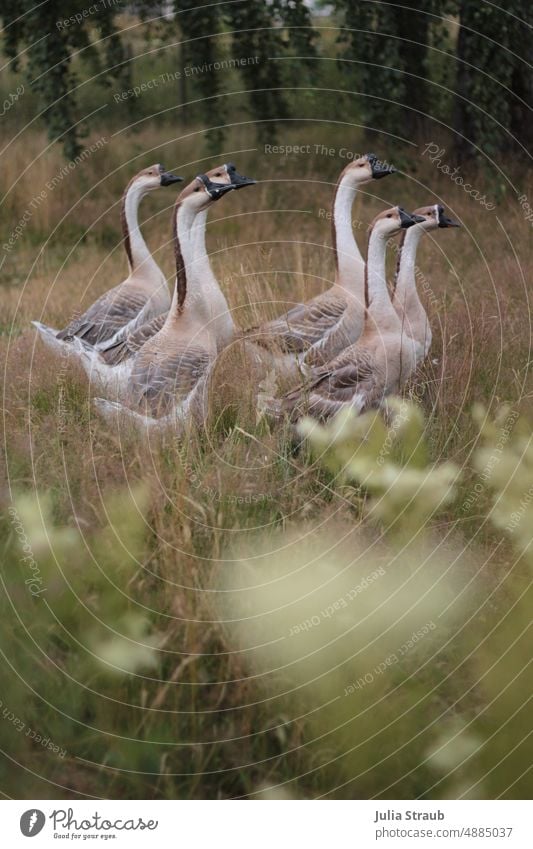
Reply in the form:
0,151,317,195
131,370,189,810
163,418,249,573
246,291,347,354
56,284,149,345
131,343,212,417
277,345,384,422
99,312,168,365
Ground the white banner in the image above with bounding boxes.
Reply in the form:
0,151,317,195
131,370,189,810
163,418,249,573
2,800,529,847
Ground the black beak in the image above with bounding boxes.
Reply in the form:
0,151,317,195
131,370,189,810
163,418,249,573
196,174,236,201
398,207,418,228
225,162,256,189
413,213,426,223
438,206,461,228
367,152,396,180
160,167,183,187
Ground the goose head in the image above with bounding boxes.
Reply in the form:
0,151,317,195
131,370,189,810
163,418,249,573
412,204,461,230
204,162,256,190
176,174,237,212
344,153,396,186
224,162,256,189
134,163,183,193
371,206,426,238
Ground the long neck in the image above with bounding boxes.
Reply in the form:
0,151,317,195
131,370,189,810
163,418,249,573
392,225,430,347
191,209,219,289
365,230,401,330
121,182,162,282
189,207,235,346
332,172,365,291
170,201,197,316
393,226,424,305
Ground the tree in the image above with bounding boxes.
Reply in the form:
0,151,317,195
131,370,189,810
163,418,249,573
174,0,225,151
0,0,130,159
224,0,289,140
273,0,318,77
334,0,452,138
455,0,533,159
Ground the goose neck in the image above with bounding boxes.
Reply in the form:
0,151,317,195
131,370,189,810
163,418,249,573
188,206,235,346
332,173,364,290
170,201,197,315
122,181,161,282
191,208,208,265
365,230,400,327
393,226,424,301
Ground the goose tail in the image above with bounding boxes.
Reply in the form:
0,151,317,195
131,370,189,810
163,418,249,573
63,336,104,380
92,397,179,433
31,320,59,336
31,320,64,354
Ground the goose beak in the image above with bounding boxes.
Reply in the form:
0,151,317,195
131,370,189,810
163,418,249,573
398,208,419,228
438,208,461,228
367,153,396,179
196,175,236,200
160,169,183,186
413,214,426,224
225,162,256,189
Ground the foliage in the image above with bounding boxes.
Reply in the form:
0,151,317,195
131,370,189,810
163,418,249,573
0,0,130,159
299,400,460,540
274,0,317,52
455,0,533,159
174,0,225,151
224,0,289,141
219,401,533,798
1,1,530,159
334,0,455,138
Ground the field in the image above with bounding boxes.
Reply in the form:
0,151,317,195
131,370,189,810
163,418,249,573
1,112,532,800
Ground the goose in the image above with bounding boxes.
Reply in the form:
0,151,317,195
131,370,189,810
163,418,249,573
97,162,255,366
266,207,426,423
392,204,460,362
32,163,183,353
93,174,249,430
245,153,395,368
72,165,255,396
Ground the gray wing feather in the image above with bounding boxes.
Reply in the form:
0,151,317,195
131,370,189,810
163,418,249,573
99,312,168,365
276,346,383,422
246,293,347,354
131,345,211,417
57,286,149,345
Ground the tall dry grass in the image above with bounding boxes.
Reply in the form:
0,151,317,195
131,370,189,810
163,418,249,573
0,124,532,798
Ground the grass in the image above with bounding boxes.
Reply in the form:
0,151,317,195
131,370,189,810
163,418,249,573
1,119,532,799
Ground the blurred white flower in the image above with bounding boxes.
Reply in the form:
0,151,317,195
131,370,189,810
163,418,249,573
92,614,159,675
299,401,459,533
426,718,482,772
473,405,533,555
12,492,77,558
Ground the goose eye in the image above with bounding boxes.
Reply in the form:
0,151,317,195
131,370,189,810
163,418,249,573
194,187,200,192
214,171,222,176
386,213,392,218
358,163,364,167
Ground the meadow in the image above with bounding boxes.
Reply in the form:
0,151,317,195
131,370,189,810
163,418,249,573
1,110,532,799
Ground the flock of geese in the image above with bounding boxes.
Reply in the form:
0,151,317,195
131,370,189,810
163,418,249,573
32,155,460,433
